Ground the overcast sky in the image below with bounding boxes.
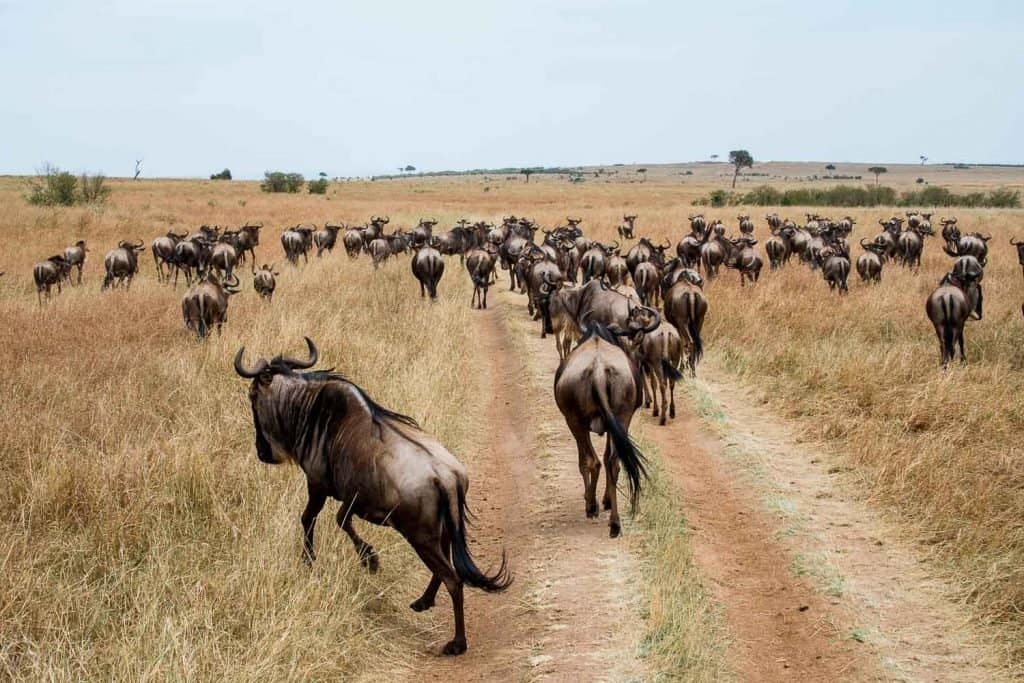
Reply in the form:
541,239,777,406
2,0,1021,179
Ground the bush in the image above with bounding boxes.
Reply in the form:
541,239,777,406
261,171,304,193
707,183,1020,208
307,178,328,194
210,168,232,180
25,163,109,206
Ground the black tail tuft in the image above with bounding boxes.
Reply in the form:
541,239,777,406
441,483,512,592
661,358,684,382
594,384,647,510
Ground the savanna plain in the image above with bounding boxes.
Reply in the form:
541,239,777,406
1,162,1023,681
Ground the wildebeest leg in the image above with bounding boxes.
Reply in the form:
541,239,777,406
658,367,668,426
643,365,654,410
301,486,327,565
957,328,967,365
411,528,449,612
337,506,379,573
603,437,622,537
569,423,600,518
410,537,466,655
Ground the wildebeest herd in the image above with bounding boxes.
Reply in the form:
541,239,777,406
11,208,1024,654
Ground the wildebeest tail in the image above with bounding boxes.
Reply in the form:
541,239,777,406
593,381,647,510
196,297,208,339
687,293,704,364
939,295,956,363
661,358,684,382
439,481,512,592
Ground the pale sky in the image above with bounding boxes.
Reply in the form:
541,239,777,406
2,0,1021,179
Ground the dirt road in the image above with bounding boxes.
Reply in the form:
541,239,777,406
404,289,1006,682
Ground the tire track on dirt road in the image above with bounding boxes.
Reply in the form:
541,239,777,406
410,295,646,682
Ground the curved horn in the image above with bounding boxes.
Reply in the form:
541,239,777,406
281,337,318,370
233,347,267,378
1011,237,1022,245
640,306,661,333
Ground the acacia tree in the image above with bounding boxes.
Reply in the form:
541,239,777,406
134,159,143,181
521,168,534,183
825,163,836,171
729,149,753,188
920,155,928,165
868,166,888,185
636,167,647,182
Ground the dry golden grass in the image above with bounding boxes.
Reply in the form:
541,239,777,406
2,169,1023,674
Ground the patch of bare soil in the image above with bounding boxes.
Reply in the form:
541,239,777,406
405,296,646,682
637,365,1007,682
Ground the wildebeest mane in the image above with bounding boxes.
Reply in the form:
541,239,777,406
300,369,420,434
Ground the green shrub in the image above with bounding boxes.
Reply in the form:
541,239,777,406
307,178,328,194
261,171,304,193
210,168,232,180
25,163,109,206
710,183,1020,208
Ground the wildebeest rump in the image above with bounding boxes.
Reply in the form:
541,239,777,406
233,338,511,655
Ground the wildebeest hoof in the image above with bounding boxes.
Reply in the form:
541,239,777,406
585,502,599,518
609,521,621,538
602,498,612,511
652,407,659,417
659,416,667,426
410,597,434,612
442,638,467,656
669,406,676,418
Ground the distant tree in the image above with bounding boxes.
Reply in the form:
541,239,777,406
261,171,305,193
825,163,836,171
728,150,753,188
868,166,888,185
521,168,534,183
636,167,647,182
308,177,328,194
405,164,416,172
920,155,928,165
210,168,232,180
710,154,719,161
133,159,143,181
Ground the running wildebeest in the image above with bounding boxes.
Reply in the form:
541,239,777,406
181,272,241,338
412,242,445,299
62,240,88,285
233,338,511,656
152,231,188,283
554,316,654,537
102,240,145,290
33,255,71,305
253,264,279,301
618,214,637,240
315,224,343,257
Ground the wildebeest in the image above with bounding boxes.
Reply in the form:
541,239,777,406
554,319,652,537
369,237,391,268
314,223,343,257
699,223,727,278
738,214,754,236
465,243,498,309
632,312,685,426
820,247,850,293
62,240,88,285
605,251,629,287
172,235,212,287
618,214,637,240
102,240,145,290
632,260,661,306
210,237,239,280
343,228,364,258
233,338,511,655
856,239,885,283
580,242,614,284
625,238,669,278
925,272,976,368
33,255,71,305
1011,237,1024,280
662,272,707,375
537,282,582,360
152,231,188,283
944,232,991,266
409,217,434,248
181,272,240,338
897,223,933,271
232,223,262,264
253,264,279,301
281,226,314,265
765,234,786,270
724,237,763,286
412,242,445,299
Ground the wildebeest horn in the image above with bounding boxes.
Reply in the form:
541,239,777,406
234,347,268,378
281,337,318,370
1011,238,1022,245
661,238,671,249
639,306,661,333
225,273,240,288
860,238,871,248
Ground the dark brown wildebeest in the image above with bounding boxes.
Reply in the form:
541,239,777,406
581,241,617,284
181,272,240,338
62,240,88,285
925,271,977,368
281,226,314,265
465,243,498,309
523,250,563,321
409,217,435,249
314,223,343,257
253,264,279,301
632,260,661,306
412,242,445,299
940,217,960,251
944,232,991,266
820,246,850,293
856,239,885,283
724,237,763,286
837,216,856,237
233,338,511,655
232,223,262,264
625,238,669,278
738,214,754,236
554,316,653,537
102,240,145,290
172,235,212,287
765,213,781,232
631,310,685,426
662,272,707,375
765,234,786,270
605,251,629,287
618,214,637,240
897,223,933,271
369,237,391,268
676,225,705,269
699,223,727,279
537,281,581,360
1010,237,1024,280
388,230,411,256
33,255,71,305
152,231,188,283
210,237,239,280
343,228,363,258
